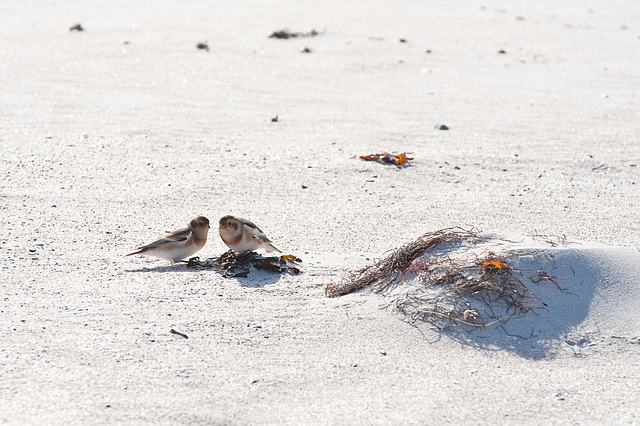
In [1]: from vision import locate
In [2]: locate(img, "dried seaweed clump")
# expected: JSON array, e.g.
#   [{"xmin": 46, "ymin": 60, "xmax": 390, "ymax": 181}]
[
  {"xmin": 390, "ymin": 252, "xmax": 538, "ymax": 330},
  {"xmin": 326, "ymin": 227, "xmax": 484, "ymax": 298},
  {"xmin": 188, "ymin": 251, "xmax": 301, "ymax": 278},
  {"xmin": 326, "ymin": 228, "xmax": 564, "ymax": 331}
]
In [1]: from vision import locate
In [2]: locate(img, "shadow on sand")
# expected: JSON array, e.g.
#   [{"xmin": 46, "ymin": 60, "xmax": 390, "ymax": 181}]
[
  {"xmin": 404, "ymin": 247, "xmax": 640, "ymax": 360},
  {"xmin": 125, "ymin": 258, "xmax": 292, "ymax": 288}
]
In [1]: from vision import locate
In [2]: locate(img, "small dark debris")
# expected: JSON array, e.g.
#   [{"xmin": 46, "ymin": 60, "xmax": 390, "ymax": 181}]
[
  {"xmin": 301, "ymin": 185, "xmax": 308, "ymax": 189},
  {"xmin": 437, "ymin": 124, "xmax": 449, "ymax": 130},
  {"xmin": 425, "ymin": 49, "xmax": 432, "ymax": 54},
  {"xmin": 269, "ymin": 28, "xmax": 322, "ymax": 39},
  {"xmin": 301, "ymin": 46, "xmax": 312, "ymax": 53},
  {"xmin": 123, "ymin": 41, "xmax": 130, "ymax": 45},
  {"xmin": 105, "ymin": 404, "xmax": 111, "ymax": 408},
  {"xmin": 399, "ymin": 38, "xmax": 407, "ymax": 43},
  {"xmin": 69, "ymin": 23, "xmax": 84, "ymax": 32},
  {"xmin": 498, "ymin": 49, "xmax": 507, "ymax": 54},
  {"xmin": 196, "ymin": 41, "xmax": 210, "ymax": 51},
  {"xmin": 380, "ymin": 351, "xmax": 387, "ymax": 356},
  {"xmin": 170, "ymin": 329, "xmax": 189, "ymax": 339},
  {"xmin": 271, "ymin": 115, "xmax": 278, "ymax": 122}
]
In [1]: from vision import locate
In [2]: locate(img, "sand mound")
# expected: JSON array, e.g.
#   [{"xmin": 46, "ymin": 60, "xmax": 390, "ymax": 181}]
[{"xmin": 328, "ymin": 229, "xmax": 640, "ymax": 356}]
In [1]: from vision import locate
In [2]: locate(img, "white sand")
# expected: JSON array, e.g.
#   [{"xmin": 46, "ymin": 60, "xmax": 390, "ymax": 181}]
[{"xmin": 2, "ymin": 0, "xmax": 640, "ymax": 423}]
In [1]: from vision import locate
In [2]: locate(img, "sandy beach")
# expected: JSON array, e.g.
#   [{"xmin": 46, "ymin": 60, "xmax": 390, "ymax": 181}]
[{"xmin": 2, "ymin": 0, "xmax": 640, "ymax": 424}]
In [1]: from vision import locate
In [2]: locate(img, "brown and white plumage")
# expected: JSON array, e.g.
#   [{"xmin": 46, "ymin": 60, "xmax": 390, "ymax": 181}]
[
  {"xmin": 218, "ymin": 215, "xmax": 281, "ymax": 253},
  {"xmin": 126, "ymin": 216, "xmax": 210, "ymax": 262}
]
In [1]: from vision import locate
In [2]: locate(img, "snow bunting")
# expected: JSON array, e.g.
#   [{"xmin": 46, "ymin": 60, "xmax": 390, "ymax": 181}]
[
  {"xmin": 126, "ymin": 216, "xmax": 210, "ymax": 262},
  {"xmin": 218, "ymin": 215, "xmax": 281, "ymax": 253}
]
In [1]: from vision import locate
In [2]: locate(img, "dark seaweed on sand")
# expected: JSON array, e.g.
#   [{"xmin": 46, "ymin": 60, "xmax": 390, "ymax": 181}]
[{"xmin": 188, "ymin": 251, "xmax": 301, "ymax": 278}]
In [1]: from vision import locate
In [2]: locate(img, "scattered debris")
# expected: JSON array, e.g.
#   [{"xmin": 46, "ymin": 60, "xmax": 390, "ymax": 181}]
[
  {"xmin": 196, "ymin": 41, "xmax": 210, "ymax": 51},
  {"xmin": 170, "ymin": 329, "xmax": 189, "ymax": 339},
  {"xmin": 271, "ymin": 115, "xmax": 279, "ymax": 122},
  {"xmin": 269, "ymin": 28, "xmax": 323, "ymax": 39},
  {"xmin": 69, "ymin": 23, "xmax": 84, "ymax": 32},
  {"xmin": 359, "ymin": 152, "xmax": 413, "ymax": 167},
  {"xmin": 399, "ymin": 38, "xmax": 408, "ymax": 43},
  {"xmin": 187, "ymin": 251, "xmax": 302, "ymax": 278},
  {"xmin": 300, "ymin": 46, "xmax": 312, "ymax": 53},
  {"xmin": 326, "ymin": 227, "xmax": 568, "ymax": 332},
  {"xmin": 436, "ymin": 124, "xmax": 449, "ymax": 130},
  {"xmin": 426, "ymin": 49, "xmax": 432, "ymax": 54},
  {"xmin": 498, "ymin": 49, "xmax": 507, "ymax": 54}
]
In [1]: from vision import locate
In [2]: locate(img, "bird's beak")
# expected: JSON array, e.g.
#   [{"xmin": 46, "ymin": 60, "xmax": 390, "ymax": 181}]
[{"xmin": 219, "ymin": 224, "xmax": 225, "ymax": 229}]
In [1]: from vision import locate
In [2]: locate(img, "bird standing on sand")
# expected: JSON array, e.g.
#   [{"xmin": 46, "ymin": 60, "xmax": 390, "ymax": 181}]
[
  {"xmin": 126, "ymin": 216, "xmax": 210, "ymax": 262},
  {"xmin": 218, "ymin": 215, "xmax": 281, "ymax": 253}
]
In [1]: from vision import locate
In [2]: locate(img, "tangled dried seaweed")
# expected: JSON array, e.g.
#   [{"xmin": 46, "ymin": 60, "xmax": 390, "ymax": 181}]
[
  {"xmin": 326, "ymin": 228, "xmax": 566, "ymax": 331},
  {"xmin": 326, "ymin": 227, "xmax": 482, "ymax": 297},
  {"xmin": 187, "ymin": 251, "xmax": 301, "ymax": 278}
]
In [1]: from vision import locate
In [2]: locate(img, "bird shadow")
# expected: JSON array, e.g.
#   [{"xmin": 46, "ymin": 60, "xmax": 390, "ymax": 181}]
[
  {"xmin": 124, "ymin": 262, "xmax": 194, "ymax": 273},
  {"xmin": 125, "ymin": 253, "xmax": 300, "ymax": 288},
  {"xmin": 225, "ymin": 269, "xmax": 284, "ymax": 288},
  {"xmin": 125, "ymin": 261, "xmax": 291, "ymax": 288}
]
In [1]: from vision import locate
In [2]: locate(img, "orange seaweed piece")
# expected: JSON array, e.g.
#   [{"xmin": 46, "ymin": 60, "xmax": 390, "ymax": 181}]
[
  {"xmin": 360, "ymin": 152, "xmax": 413, "ymax": 166},
  {"xmin": 483, "ymin": 260, "xmax": 508, "ymax": 270},
  {"xmin": 393, "ymin": 152, "xmax": 413, "ymax": 165}
]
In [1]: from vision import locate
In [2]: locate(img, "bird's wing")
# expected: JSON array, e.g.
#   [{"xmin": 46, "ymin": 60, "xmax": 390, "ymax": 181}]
[
  {"xmin": 242, "ymin": 220, "xmax": 272, "ymax": 243},
  {"xmin": 138, "ymin": 226, "xmax": 191, "ymax": 249}
]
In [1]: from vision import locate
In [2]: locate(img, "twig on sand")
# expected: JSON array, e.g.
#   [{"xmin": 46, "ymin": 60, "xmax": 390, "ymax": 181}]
[{"xmin": 170, "ymin": 329, "xmax": 188, "ymax": 339}]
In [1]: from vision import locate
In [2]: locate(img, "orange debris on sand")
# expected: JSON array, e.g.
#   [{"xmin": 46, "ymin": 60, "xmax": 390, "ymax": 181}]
[{"xmin": 360, "ymin": 152, "xmax": 413, "ymax": 166}]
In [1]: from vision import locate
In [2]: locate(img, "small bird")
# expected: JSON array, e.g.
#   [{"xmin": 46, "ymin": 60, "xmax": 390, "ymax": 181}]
[
  {"xmin": 218, "ymin": 215, "xmax": 281, "ymax": 253},
  {"xmin": 126, "ymin": 216, "xmax": 210, "ymax": 262}
]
